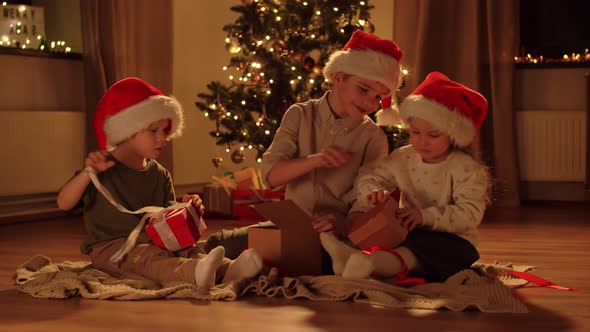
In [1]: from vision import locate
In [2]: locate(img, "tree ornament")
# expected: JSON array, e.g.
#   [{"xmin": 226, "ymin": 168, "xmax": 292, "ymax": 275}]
[
  {"xmin": 303, "ymin": 56, "xmax": 315, "ymax": 71},
  {"xmin": 212, "ymin": 157, "xmax": 223, "ymax": 168},
  {"xmin": 231, "ymin": 150, "xmax": 245, "ymax": 164},
  {"xmin": 343, "ymin": 24, "xmax": 356, "ymax": 36},
  {"xmin": 292, "ymin": 50, "xmax": 306, "ymax": 62}
]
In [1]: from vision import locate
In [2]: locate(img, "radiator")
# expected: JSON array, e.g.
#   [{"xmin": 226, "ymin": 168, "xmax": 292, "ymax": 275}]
[{"xmin": 517, "ymin": 111, "xmax": 587, "ymax": 181}]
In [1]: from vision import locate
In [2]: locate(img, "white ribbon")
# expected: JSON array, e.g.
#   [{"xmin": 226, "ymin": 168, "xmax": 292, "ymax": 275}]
[{"xmin": 84, "ymin": 167, "xmax": 198, "ymax": 264}]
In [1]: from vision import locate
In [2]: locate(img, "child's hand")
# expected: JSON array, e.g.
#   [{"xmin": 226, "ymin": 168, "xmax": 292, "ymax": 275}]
[
  {"xmin": 366, "ymin": 189, "xmax": 390, "ymax": 206},
  {"xmin": 396, "ymin": 207, "xmax": 423, "ymax": 231},
  {"xmin": 85, "ymin": 150, "xmax": 115, "ymax": 173},
  {"xmin": 309, "ymin": 146, "xmax": 352, "ymax": 169},
  {"xmin": 183, "ymin": 194, "xmax": 205, "ymax": 216},
  {"xmin": 311, "ymin": 214, "xmax": 337, "ymax": 235}
]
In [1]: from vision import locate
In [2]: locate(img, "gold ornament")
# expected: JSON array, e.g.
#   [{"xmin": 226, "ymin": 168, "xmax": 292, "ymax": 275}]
[
  {"xmin": 212, "ymin": 157, "xmax": 223, "ymax": 168},
  {"xmin": 231, "ymin": 150, "xmax": 245, "ymax": 164}
]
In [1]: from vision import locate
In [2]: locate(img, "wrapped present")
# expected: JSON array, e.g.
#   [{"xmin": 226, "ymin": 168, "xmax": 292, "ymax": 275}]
[
  {"xmin": 348, "ymin": 198, "xmax": 408, "ymax": 250},
  {"xmin": 232, "ymin": 189, "xmax": 285, "ymax": 220},
  {"xmin": 202, "ymin": 184, "xmax": 233, "ymax": 217},
  {"xmin": 145, "ymin": 201, "xmax": 207, "ymax": 251},
  {"xmin": 228, "ymin": 167, "xmax": 266, "ymax": 190}
]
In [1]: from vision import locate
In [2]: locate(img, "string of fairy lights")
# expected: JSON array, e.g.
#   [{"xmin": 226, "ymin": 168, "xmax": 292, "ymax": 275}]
[
  {"xmin": 514, "ymin": 49, "xmax": 590, "ymax": 64},
  {"xmin": 0, "ymin": 2, "xmax": 72, "ymax": 53}
]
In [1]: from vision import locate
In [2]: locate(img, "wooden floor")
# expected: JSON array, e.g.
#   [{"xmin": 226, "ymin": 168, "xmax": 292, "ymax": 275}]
[{"xmin": 0, "ymin": 203, "xmax": 589, "ymax": 332}]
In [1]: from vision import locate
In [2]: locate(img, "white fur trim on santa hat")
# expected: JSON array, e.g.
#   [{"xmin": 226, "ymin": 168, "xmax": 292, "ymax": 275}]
[
  {"xmin": 375, "ymin": 105, "xmax": 403, "ymax": 127},
  {"xmin": 103, "ymin": 95, "xmax": 184, "ymax": 147},
  {"xmin": 399, "ymin": 95, "xmax": 475, "ymax": 147},
  {"xmin": 323, "ymin": 49, "xmax": 401, "ymax": 94}
]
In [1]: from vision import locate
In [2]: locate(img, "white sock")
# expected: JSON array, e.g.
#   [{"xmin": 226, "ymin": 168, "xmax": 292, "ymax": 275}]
[
  {"xmin": 342, "ymin": 253, "xmax": 374, "ymax": 279},
  {"xmin": 320, "ymin": 232, "xmax": 361, "ymax": 276},
  {"xmin": 371, "ymin": 246, "xmax": 418, "ymax": 278},
  {"xmin": 222, "ymin": 248, "xmax": 263, "ymax": 283},
  {"xmin": 195, "ymin": 246, "xmax": 224, "ymax": 289}
]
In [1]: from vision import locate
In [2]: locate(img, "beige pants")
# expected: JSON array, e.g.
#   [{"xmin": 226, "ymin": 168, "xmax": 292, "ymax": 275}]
[{"xmin": 89, "ymin": 238, "xmax": 232, "ymax": 285}]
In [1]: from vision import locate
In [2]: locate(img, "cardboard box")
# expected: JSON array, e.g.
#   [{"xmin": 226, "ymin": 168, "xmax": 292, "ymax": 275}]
[
  {"xmin": 232, "ymin": 189, "xmax": 285, "ymax": 220},
  {"xmin": 348, "ymin": 198, "xmax": 408, "ymax": 250},
  {"xmin": 247, "ymin": 200, "xmax": 322, "ymax": 276}
]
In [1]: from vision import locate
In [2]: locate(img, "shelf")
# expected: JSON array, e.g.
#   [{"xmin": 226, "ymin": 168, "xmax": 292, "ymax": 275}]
[{"xmin": 0, "ymin": 46, "xmax": 82, "ymax": 60}]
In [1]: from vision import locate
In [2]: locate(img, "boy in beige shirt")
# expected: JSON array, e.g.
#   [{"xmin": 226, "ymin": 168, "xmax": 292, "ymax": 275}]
[{"xmin": 205, "ymin": 31, "xmax": 404, "ymax": 264}]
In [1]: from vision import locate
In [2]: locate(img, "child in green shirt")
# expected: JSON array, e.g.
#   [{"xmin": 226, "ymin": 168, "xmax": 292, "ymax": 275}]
[{"xmin": 58, "ymin": 77, "xmax": 262, "ymax": 288}]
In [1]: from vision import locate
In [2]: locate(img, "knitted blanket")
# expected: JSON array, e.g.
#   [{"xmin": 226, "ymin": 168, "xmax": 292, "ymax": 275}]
[{"xmin": 13, "ymin": 255, "xmax": 533, "ymax": 313}]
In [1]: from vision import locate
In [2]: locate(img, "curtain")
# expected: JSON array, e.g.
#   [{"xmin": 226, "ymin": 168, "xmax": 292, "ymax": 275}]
[
  {"xmin": 393, "ymin": 0, "xmax": 521, "ymax": 206},
  {"xmin": 80, "ymin": 0, "xmax": 174, "ymax": 172}
]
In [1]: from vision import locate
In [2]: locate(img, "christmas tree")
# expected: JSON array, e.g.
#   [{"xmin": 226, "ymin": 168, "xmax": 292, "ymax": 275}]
[{"xmin": 196, "ymin": 0, "xmax": 408, "ymax": 165}]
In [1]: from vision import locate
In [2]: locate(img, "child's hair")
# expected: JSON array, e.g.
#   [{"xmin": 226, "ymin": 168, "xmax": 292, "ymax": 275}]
[{"xmin": 93, "ymin": 77, "xmax": 184, "ymax": 150}]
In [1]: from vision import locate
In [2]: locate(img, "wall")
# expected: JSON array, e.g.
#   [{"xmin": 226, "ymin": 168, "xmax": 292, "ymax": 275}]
[
  {"xmin": 172, "ymin": 0, "xmax": 394, "ymax": 186},
  {"xmin": 32, "ymin": 0, "xmax": 83, "ymax": 53},
  {"xmin": 0, "ymin": 54, "xmax": 85, "ymax": 196}
]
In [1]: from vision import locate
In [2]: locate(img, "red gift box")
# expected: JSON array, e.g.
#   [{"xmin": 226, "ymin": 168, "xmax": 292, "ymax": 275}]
[
  {"xmin": 232, "ymin": 189, "xmax": 285, "ymax": 220},
  {"xmin": 145, "ymin": 201, "xmax": 207, "ymax": 251}
]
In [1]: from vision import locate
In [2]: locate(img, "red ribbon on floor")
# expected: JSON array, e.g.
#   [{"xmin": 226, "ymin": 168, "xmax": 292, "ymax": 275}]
[
  {"xmin": 489, "ymin": 270, "xmax": 578, "ymax": 291},
  {"xmin": 362, "ymin": 246, "xmax": 426, "ymax": 286}
]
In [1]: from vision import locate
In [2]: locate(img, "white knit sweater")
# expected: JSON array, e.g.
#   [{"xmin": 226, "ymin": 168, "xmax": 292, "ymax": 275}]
[{"xmin": 352, "ymin": 145, "xmax": 489, "ymax": 247}]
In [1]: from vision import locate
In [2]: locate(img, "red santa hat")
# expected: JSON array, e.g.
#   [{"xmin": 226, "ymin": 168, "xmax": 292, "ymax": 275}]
[
  {"xmin": 399, "ymin": 72, "xmax": 488, "ymax": 147},
  {"xmin": 323, "ymin": 30, "xmax": 403, "ymax": 95},
  {"xmin": 93, "ymin": 77, "xmax": 184, "ymax": 149}
]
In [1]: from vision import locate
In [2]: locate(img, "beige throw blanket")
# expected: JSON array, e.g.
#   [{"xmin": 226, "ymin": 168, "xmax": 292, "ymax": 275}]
[{"xmin": 13, "ymin": 255, "xmax": 533, "ymax": 313}]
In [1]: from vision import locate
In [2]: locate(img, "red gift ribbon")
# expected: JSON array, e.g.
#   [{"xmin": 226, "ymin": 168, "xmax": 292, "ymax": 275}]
[
  {"xmin": 489, "ymin": 270, "xmax": 578, "ymax": 291},
  {"xmin": 362, "ymin": 246, "xmax": 426, "ymax": 286}
]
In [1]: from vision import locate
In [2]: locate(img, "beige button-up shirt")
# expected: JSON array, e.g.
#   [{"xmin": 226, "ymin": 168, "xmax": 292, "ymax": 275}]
[{"xmin": 262, "ymin": 92, "xmax": 388, "ymax": 220}]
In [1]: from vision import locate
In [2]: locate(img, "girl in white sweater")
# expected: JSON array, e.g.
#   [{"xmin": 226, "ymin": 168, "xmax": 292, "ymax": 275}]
[{"xmin": 321, "ymin": 72, "xmax": 491, "ymax": 282}]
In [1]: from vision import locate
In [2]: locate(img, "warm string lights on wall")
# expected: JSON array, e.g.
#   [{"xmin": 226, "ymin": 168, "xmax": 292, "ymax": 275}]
[
  {"xmin": 196, "ymin": 0, "xmax": 376, "ymax": 167},
  {"xmin": 514, "ymin": 49, "xmax": 590, "ymax": 64},
  {"xmin": 0, "ymin": 2, "xmax": 72, "ymax": 53}
]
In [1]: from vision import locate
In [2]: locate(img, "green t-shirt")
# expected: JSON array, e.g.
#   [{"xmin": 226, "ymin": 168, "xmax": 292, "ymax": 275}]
[{"xmin": 79, "ymin": 158, "xmax": 176, "ymax": 254}]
